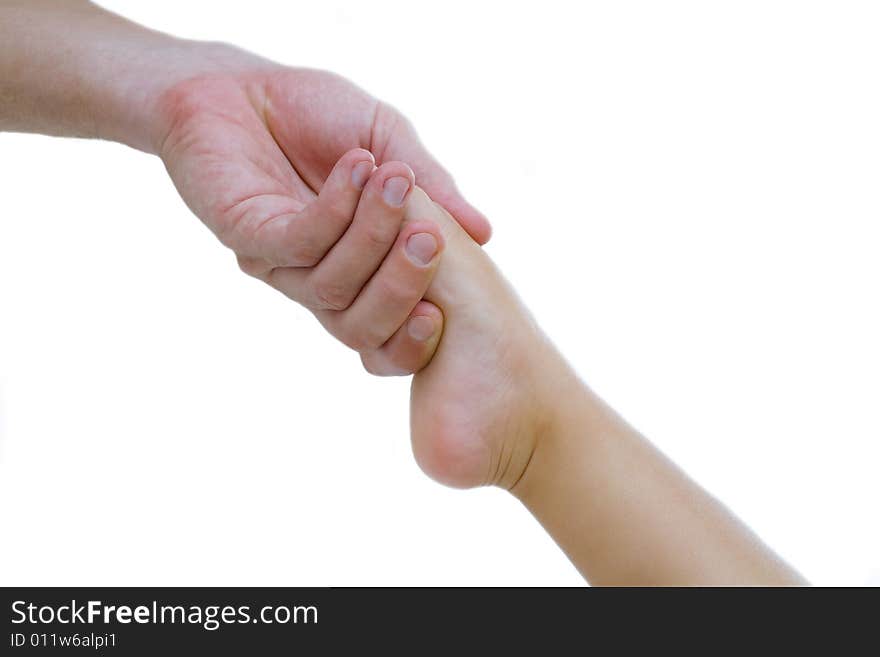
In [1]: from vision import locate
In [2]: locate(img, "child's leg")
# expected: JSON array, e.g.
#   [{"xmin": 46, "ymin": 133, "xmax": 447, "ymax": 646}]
[{"xmin": 402, "ymin": 188, "xmax": 805, "ymax": 585}]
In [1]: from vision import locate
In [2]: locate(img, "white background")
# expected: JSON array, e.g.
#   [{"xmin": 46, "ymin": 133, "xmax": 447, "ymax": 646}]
[{"xmin": 1, "ymin": 1, "xmax": 878, "ymax": 586}]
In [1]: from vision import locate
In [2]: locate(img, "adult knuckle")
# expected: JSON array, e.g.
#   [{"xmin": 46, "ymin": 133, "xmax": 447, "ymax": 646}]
[
  {"xmin": 236, "ymin": 255, "xmax": 265, "ymax": 278},
  {"xmin": 375, "ymin": 276, "xmax": 411, "ymax": 306},
  {"xmin": 342, "ymin": 322, "xmax": 385, "ymax": 352},
  {"xmin": 323, "ymin": 197, "xmax": 352, "ymax": 223},
  {"xmin": 288, "ymin": 239, "xmax": 323, "ymax": 267},
  {"xmin": 363, "ymin": 326, "xmax": 390, "ymax": 351},
  {"xmin": 362, "ymin": 221, "xmax": 397, "ymax": 249},
  {"xmin": 339, "ymin": 328, "xmax": 368, "ymax": 352},
  {"xmin": 312, "ymin": 279, "xmax": 352, "ymax": 311}
]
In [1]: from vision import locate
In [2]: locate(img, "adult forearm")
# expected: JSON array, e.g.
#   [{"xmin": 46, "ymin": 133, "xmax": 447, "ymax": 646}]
[
  {"xmin": 513, "ymin": 383, "xmax": 806, "ymax": 585},
  {"xmin": 0, "ymin": 1, "xmax": 252, "ymax": 153}
]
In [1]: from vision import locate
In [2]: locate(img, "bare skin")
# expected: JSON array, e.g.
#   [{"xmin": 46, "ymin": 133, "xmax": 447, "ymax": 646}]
[
  {"xmin": 2, "ymin": 0, "xmax": 808, "ymax": 585},
  {"xmin": 402, "ymin": 188, "xmax": 806, "ymax": 585},
  {"xmin": 0, "ymin": 0, "xmax": 487, "ymax": 374}
]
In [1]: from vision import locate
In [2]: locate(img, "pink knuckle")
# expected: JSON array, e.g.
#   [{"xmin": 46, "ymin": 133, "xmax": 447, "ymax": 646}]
[
  {"xmin": 341, "ymin": 331, "xmax": 368, "ymax": 352},
  {"xmin": 364, "ymin": 327, "xmax": 389, "ymax": 351},
  {"xmin": 312, "ymin": 281, "xmax": 353, "ymax": 311},
  {"xmin": 345, "ymin": 325, "xmax": 385, "ymax": 352},
  {"xmin": 375, "ymin": 277, "xmax": 411, "ymax": 305},
  {"xmin": 236, "ymin": 255, "xmax": 264, "ymax": 278},
  {"xmin": 288, "ymin": 240, "xmax": 323, "ymax": 267},
  {"xmin": 323, "ymin": 197, "xmax": 354, "ymax": 222},
  {"xmin": 363, "ymin": 222, "xmax": 397, "ymax": 249}
]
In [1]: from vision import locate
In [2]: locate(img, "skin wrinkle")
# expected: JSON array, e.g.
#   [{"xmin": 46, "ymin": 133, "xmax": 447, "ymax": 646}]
[
  {"xmin": 227, "ymin": 194, "xmax": 295, "ymax": 257},
  {"xmin": 369, "ymin": 101, "xmax": 401, "ymax": 168},
  {"xmin": 366, "ymin": 97, "xmax": 384, "ymax": 156},
  {"xmin": 507, "ymin": 439, "xmax": 536, "ymax": 493},
  {"xmin": 262, "ymin": 78, "xmax": 317, "ymax": 200},
  {"xmin": 490, "ymin": 436, "xmax": 505, "ymax": 488}
]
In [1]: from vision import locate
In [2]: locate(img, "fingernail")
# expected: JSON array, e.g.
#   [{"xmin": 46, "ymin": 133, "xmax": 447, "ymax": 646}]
[
  {"xmin": 405, "ymin": 232, "xmax": 438, "ymax": 266},
  {"xmin": 407, "ymin": 315, "xmax": 435, "ymax": 342},
  {"xmin": 383, "ymin": 176, "xmax": 411, "ymax": 206},
  {"xmin": 351, "ymin": 160, "xmax": 374, "ymax": 189}
]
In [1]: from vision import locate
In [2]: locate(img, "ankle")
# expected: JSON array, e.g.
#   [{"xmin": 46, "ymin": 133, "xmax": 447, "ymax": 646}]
[
  {"xmin": 494, "ymin": 335, "xmax": 579, "ymax": 492},
  {"xmin": 507, "ymin": 354, "xmax": 588, "ymax": 499}
]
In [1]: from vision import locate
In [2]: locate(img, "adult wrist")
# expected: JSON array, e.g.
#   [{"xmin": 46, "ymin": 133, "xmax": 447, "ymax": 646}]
[
  {"xmin": 100, "ymin": 38, "xmax": 254, "ymax": 154},
  {"xmin": 0, "ymin": 1, "xmax": 192, "ymax": 154}
]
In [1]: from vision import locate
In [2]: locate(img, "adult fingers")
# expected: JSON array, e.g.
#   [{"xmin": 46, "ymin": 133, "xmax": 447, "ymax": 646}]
[
  {"xmin": 360, "ymin": 301, "xmax": 444, "ymax": 376},
  {"xmin": 317, "ymin": 220, "xmax": 444, "ymax": 351},
  {"xmin": 262, "ymin": 161, "xmax": 417, "ymax": 310},
  {"xmin": 304, "ymin": 161, "xmax": 414, "ymax": 310},
  {"xmin": 250, "ymin": 148, "xmax": 376, "ymax": 267}
]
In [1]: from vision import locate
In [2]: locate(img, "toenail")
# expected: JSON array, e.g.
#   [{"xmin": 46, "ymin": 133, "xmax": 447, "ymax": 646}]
[
  {"xmin": 405, "ymin": 232, "xmax": 438, "ymax": 266},
  {"xmin": 407, "ymin": 315, "xmax": 435, "ymax": 341},
  {"xmin": 351, "ymin": 160, "xmax": 374, "ymax": 189},
  {"xmin": 383, "ymin": 176, "xmax": 411, "ymax": 206}
]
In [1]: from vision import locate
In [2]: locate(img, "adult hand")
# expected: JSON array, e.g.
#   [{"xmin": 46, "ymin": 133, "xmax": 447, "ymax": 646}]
[
  {"xmin": 2, "ymin": 2, "xmax": 489, "ymax": 374},
  {"xmin": 154, "ymin": 48, "xmax": 490, "ymax": 373}
]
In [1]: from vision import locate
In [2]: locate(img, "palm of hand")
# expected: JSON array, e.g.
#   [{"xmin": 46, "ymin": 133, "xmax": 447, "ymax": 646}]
[{"xmin": 158, "ymin": 68, "xmax": 370, "ymax": 261}]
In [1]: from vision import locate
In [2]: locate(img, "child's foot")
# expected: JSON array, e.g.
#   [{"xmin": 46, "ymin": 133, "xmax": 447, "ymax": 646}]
[{"xmin": 404, "ymin": 189, "xmax": 576, "ymax": 489}]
